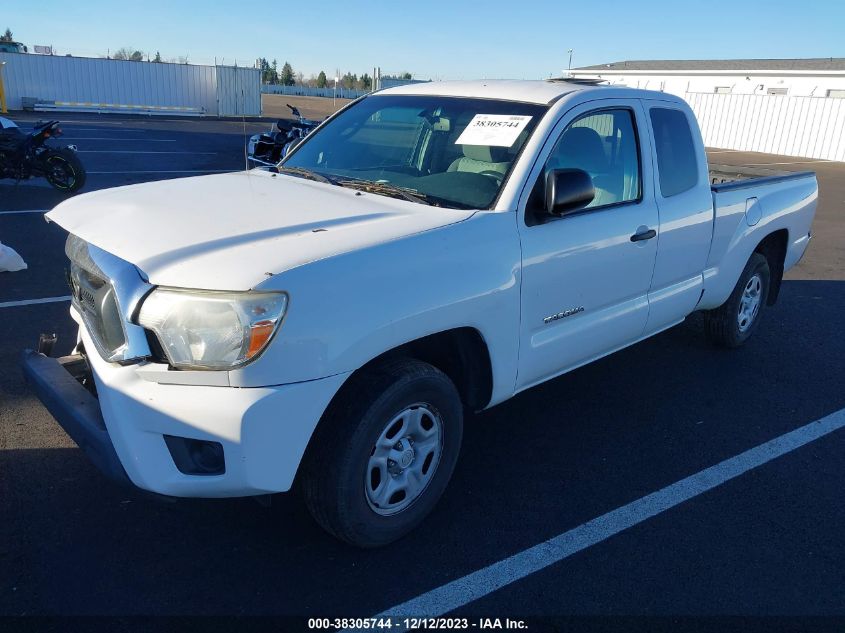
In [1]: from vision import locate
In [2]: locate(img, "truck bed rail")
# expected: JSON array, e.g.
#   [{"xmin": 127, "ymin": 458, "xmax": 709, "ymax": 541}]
[{"xmin": 710, "ymin": 169, "xmax": 815, "ymax": 193}]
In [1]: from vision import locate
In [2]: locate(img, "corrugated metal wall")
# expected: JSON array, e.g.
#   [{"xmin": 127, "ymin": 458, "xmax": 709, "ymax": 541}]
[
  {"xmin": 0, "ymin": 53, "xmax": 260, "ymax": 116},
  {"xmin": 216, "ymin": 65, "xmax": 261, "ymax": 116},
  {"xmin": 685, "ymin": 92, "xmax": 845, "ymax": 161}
]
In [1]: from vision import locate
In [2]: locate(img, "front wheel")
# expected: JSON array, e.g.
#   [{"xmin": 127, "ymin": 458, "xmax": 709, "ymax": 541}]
[
  {"xmin": 704, "ymin": 252, "xmax": 770, "ymax": 348},
  {"xmin": 301, "ymin": 358, "xmax": 463, "ymax": 548},
  {"xmin": 44, "ymin": 149, "xmax": 86, "ymax": 193}
]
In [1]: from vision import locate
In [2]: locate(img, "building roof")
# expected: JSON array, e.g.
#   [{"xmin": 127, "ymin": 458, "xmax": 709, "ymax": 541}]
[{"xmin": 573, "ymin": 58, "xmax": 845, "ymax": 72}]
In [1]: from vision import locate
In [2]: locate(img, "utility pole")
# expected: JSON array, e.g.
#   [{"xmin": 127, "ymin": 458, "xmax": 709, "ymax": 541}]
[
  {"xmin": 0, "ymin": 61, "xmax": 7, "ymax": 114},
  {"xmin": 567, "ymin": 49, "xmax": 574, "ymax": 76}
]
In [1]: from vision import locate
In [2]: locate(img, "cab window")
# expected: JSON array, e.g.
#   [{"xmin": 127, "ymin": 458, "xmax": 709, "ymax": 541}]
[{"xmin": 545, "ymin": 108, "xmax": 642, "ymax": 209}]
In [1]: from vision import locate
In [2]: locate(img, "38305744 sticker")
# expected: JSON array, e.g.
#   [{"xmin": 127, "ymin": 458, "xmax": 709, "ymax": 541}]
[{"xmin": 454, "ymin": 114, "xmax": 533, "ymax": 147}]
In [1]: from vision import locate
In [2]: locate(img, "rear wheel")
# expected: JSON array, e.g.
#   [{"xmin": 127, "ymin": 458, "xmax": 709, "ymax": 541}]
[
  {"xmin": 704, "ymin": 252, "xmax": 770, "ymax": 348},
  {"xmin": 301, "ymin": 358, "xmax": 463, "ymax": 548},
  {"xmin": 44, "ymin": 149, "xmax": 86, "ymax": 193}
]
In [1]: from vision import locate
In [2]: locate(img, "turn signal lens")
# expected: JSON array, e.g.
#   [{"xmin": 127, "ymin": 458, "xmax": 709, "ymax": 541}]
[{"xmin": 246, "ymin": 319, "xmax": 277, "ymax": 359}]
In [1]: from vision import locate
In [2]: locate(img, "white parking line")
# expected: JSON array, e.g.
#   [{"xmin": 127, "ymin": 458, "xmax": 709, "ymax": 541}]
[
  {"xmin": 0, "ymin": 296, "xmax": 71, "ymax": 309},
  {"xmin": 88, "ymin": 169, "xmax": 237, "ymax": 174},
  {"xmin": 358, "ymin": 408, "xmax": 845, "ymax": 628},
  {"xmin": 77, "ymin": 150, "xmax": 218, "ymax": 155},
  {"xmin": 0, "ymin": 209, "xmax": 47, "ymax": 215},
  {"xmin": 742, "ymin": 160, "xmax": 829, "ymax": 166},
  {"xmin": 61, "ymin": 137, "xmax": 177, "ymax": 142},
  {"xmin": 16, "ymin": 121, "xmax": 126, "ymax": 126}
]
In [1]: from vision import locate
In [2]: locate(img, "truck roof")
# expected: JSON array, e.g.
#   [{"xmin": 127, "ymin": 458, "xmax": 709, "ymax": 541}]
[{"xmin": 378, "ymin": 79, "xmax": 679, "ymax": 105}]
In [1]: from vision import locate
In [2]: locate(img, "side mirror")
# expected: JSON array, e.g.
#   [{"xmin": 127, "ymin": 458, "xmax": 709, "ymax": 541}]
[{"xmin": 545, "ymin": 168, "xmax": 595, "ymax": 216}]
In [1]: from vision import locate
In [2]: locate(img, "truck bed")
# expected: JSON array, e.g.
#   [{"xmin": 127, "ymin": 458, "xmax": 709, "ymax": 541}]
[{"xmin": 698, "ymin": 165, "xmax": 817, "ymax": 311}]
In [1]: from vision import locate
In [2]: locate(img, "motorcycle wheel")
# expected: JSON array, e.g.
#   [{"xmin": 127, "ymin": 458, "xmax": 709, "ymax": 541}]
[{"xmin": 44, "ymin": 149, "xmax": 86, "ymax": 193}]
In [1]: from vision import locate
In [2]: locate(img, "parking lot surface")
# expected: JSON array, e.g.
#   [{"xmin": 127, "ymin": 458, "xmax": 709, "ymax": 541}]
[{"xmin": 1, "ymin": 114, "xmax": 843, "ymax": 628}]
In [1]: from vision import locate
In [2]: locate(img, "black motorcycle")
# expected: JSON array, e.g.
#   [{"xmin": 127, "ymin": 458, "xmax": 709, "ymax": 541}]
[
  {"xmin": 0, "ymin": 117, "xmax": 86, "ymax": 192},
  {"xmin": 247, "ymin": 104, "xmax": 321, "ymax": 167}
]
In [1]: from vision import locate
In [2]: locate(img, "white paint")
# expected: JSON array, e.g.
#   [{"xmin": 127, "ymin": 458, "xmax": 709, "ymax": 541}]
[
  {"xmin": 77, "ymin": 150, "xmax": 218, "ymax": 155},
  {"xmin": 46, "ymin": 169, "xmax": 476, "ymax": 290},
  {"xmin": 742, "ymin": 160, "xmax": 830, "ymax": 166},
  {"xmin": 87, "ymin": 169, "xmax": 236, "ymax": 174},
  {"xmin": 0, "ymin": 209, "xmax": 47, "ymax": 215},
  {"xmin": 381, "ymin": 79, "xmax": 579, "ymax": 104},
  {"xmin": 73, "ymin": 311, "xmax": 352, "ymax": 496},
  {"xmin": 61, "ymin": 137, "xmax": 177, "ymax": 142},
  {"xmin": 0, "ymin": 296, "xmax": 71, "ymax": 309},
  {"xmin": 359, "ymin": 408, "xmax": 845, "ymax": 626}
]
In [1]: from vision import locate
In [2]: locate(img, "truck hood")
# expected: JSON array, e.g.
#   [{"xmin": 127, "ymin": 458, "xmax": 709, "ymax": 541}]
[{"xmin": 47, "ymin": 170, "xmax": 475, "ymax": 289}]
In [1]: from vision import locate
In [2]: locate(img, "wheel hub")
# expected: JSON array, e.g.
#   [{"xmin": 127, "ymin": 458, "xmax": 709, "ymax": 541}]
[
  {"xmin": 365, "ymin": 404, "xmax": 444, "ymax": 516},
  {"xmin": 737, "ymin": 273, "xmax": 762, "ymax": 333},
  {"xmin": 388, "ymin": 438, "xmax": 416, "ymax": 474}
]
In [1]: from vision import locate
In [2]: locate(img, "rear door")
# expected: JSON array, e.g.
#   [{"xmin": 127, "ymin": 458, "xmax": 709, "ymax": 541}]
[
  {"xmin": 515, "ymin": 99, "xmax": 659, "ymax": 391},
  {"xmin": 641, "ymin": 102, "xmax": 714, "ymax": 334}
]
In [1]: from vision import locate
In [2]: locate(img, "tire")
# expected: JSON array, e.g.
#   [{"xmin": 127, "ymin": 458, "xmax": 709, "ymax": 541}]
[
  {"xmin": 704, "ymin": 252, "xmax": 770, "ymax": 348},
  {"xmin": 301, "ymin": 358, "xmax": 463, "ymax": 548},
  {"xmin": 44, "ymin": 149, "xmax": 86, "ymax": 193}
]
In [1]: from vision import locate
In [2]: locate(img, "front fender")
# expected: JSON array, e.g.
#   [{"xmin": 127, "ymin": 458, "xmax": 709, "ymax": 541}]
[{"xmin": 232, "ymin": 211, "xmax": 521, "ymax": 407}]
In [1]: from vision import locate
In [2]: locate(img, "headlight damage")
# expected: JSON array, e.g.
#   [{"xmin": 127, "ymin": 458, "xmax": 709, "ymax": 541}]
[{"xmin": 137, "ymin": 289, "xmax": 288, "ymax": 370}]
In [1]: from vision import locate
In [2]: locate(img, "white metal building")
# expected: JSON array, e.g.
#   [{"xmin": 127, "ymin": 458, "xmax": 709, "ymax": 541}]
[
  {"xmin": 568, "ymin": 59, "xmax": 845, "ymax": 161},
  {"xmin": 569, "ymin": 58, "xmax": 845, "ymax": 98},
  {"xmin": 0, "ymin": 52, "xmax": 261, "ymax": 117}
]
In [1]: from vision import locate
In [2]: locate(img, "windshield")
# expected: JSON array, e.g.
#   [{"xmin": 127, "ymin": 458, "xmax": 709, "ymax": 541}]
[{"xmin": 281, "ymin": 95, "xmax": 548, "ymax": 209}]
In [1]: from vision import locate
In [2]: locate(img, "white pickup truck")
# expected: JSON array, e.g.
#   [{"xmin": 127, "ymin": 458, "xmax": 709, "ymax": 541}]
[{"xmin": 23, "ymin": 80, "xmax": 817, "ymax": 547}]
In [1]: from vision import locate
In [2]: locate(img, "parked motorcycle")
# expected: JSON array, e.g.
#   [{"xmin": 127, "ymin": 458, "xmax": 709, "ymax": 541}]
[
  {"xmin": 247, "ymin": 103, "xmax": 321, "ymax": 167},
  {"xmin": 0, "ymin": 117, "xmax": 86, "ymax": 192}
]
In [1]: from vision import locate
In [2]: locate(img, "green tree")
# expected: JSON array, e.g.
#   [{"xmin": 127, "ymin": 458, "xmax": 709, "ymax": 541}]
[
  {"xmin": 0, "ymin": 28, "xmax": 13, "ymax": 42},
  {"xmin": 341, "ymin": 72, "xmax": 357, "ymax": 90},
  {"xmin": 360, "ymin": 73, "xmax": 372, "ymax": 90},
  {"xmin": 259, "ymin": 57, "xmax": 276, "ymax": 84},
  {"xmin": 271, "ymin": 59, "xmax": 279, "ymax": 84},
  {"xmin": 316, "ymin": 70, "xmax": 327, "ymax": 88},
  {"xmin": 280, "ymin": 61, "xmax": 295, "ymax": 86},
  {"xmin": 152, "ymin": 50, "xmax": 162, "ymax": 63},
  {"xmin": 401, "ymin": 72, "xmax": 412, "ymax": 80}
]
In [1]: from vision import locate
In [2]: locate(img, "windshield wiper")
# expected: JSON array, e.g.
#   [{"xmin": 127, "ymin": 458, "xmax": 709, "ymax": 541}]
[
  {"xmin": 274, "ymin": 166, "xmax": 333, "ymax": 184},
  {"xmin": 335, "ymin": 179, "xmax": 436, "ymax": 206}
]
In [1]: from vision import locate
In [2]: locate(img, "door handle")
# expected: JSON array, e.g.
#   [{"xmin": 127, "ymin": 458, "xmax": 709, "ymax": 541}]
[{"xmin": 630, "ymin": 228, "xmax": 657, "ymax": 242}]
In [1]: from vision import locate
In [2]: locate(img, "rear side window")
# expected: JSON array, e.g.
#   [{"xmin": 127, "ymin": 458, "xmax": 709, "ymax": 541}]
[{"xmin": 649, "ymin": 108, "xmax": 698, "ymax": 197}]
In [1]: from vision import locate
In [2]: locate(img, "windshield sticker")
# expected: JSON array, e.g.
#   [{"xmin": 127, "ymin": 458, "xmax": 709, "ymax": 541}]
[{"xmin": 454, "ymin": 114, "xmax": 533, "ymax": 147}]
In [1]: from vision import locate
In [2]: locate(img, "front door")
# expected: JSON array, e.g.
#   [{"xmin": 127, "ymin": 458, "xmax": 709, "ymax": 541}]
[{"xmin": 516, "ymin": 100, "xmax": 659, "ymax": 391}]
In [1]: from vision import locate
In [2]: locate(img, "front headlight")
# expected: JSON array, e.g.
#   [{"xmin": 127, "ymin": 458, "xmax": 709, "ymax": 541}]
[{"xmin": 137, "ymin": 288, "xmax": 288, "ymax": 370}]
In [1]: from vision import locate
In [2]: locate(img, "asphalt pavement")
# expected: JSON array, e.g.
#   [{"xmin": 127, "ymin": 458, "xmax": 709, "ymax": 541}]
[{"xmin": 0, "ymin": 114, "xmax": 843, "ymax": 630}]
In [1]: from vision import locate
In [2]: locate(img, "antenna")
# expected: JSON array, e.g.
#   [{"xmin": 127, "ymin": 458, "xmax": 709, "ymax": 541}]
[{"xmin": 242, "ymin": 85, "xmax": 249, "ymax": 172}]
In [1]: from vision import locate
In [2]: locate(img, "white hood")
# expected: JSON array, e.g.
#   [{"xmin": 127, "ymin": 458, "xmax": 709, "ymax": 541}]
[{"xmin": 47, "ymin": 170, "xmax": 475, "ymax": 290}]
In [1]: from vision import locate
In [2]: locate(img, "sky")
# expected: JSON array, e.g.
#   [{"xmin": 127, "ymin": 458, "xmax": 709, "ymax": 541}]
[{"xmin": 5, "ymin": 0, "xmax": 844, "ymax": 79}]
